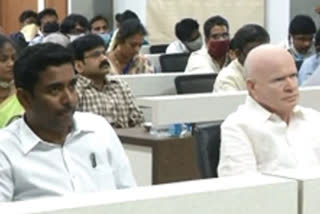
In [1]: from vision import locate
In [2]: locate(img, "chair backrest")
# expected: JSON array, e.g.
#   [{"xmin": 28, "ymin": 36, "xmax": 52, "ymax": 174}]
[
  {"xmin": 193, "ymin": 121, "xmax": 222, "ymax": 178},
  {"xmin": 160, "ymin": 53, "xmax": 190, "ymax": 73},
  {"xmin": 174, "ymin": 73, "xmax": 217, "ymax": 94},
  {"xmin": 150, "ymin": 44, "xmax": 169, "ymax": 54}
]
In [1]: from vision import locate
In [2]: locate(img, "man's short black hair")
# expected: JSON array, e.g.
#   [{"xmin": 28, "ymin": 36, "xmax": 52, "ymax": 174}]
[
  {"xmin": 203, "ymin": 15, "xmax": 229, "ymax": 40},
  {"xmin": 19, "ymin": 10, "xmax": 37, "ymax": 23},
  {"xmin": 175, "ymin": 18, "xmax": 199, "ymax": 42},
  {"xmin": 233, "ymin": 24, "xmax": 270, "ymax": 52},
  {"xmin": 69, "ymin": 34, "xmax": 105, "ymax": 60},
  {"xmin": 60, "ymin": 14, "xmax": 89, "ymax": 34},
  {"xmin": 289, "ymin": 15, "xmax": 316, "ymax": 35},
  {"xmin": 89, "ymin": 15, "xmax": 109, "ymax": 30},
  {"xmin": 14, "ymin": 43, "xmax": 74, "ymax": 94},
  {"xmin": 37, "ymin": 8, "xmax": 58, "ymax": 25},
  {"xmin": 116, "ymin": 19, "xmax": 147, "ymax": 44}
]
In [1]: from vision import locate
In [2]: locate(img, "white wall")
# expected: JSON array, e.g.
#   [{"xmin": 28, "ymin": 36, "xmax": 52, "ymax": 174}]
[
  {"xmin": 38, "ymin": 0, "xmax": 292, "ymax": 44},
  {"xmin": 265, "ymin": 0, "xmax": 291, "ymax": 44},
  {"xmin": 113, "ymin": 0, "xmax": 290, "ymax": 44},
  {"xmin": 113, "ymin": 0, "xmax": 146, "ymax": 26}
]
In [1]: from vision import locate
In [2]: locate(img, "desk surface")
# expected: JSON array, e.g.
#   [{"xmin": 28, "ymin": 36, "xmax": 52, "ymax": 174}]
[
  {"xmin": 116, "ymin": 127, "xmax": 201, "ymax": 184},
  {"xmin": 116, "ymin": 127, "xmax": 189, "ymax": 146}
]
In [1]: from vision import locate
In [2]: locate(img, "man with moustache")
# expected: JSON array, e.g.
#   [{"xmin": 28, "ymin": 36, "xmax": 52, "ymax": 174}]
[
  {"xmin": 218, "ymin": 44, "xmax": 320, "ymax": 177},
  {"xmin": 0, "ymin": 43, "xmax": 136, "ymax": 202},
  {"xmin": 70, "ymin": 34, "xmax": 144, "ymax": 128}
]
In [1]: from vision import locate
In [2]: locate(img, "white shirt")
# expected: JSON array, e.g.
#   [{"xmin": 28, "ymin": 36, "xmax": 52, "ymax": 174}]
[
  {"xmin": 214, "ymin": 59, "xmax": 247, "ymax": 92},
  {"xmin": 0, "ymin": 112, "xmax": 136, "ymax": 202},
  {"xmin": 166, "ymin": 40, "xmax": 189, "ymax": 54},
  {"xmin": 218, "ymin": 96, "xmax": 320, "ymax": 177},
  {"xmin": 184, "ymin": 46, "xmax": 223, "ymax": 73}
]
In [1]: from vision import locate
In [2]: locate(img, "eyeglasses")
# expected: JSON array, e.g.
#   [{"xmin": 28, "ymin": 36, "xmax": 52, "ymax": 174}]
[
  {"xmin": 84, "ymin": 50, "xmax": 107, "ymax": 59},
  {"xmin": 210, "ymin": 32, "xmax": 230, "ymax": 40}
]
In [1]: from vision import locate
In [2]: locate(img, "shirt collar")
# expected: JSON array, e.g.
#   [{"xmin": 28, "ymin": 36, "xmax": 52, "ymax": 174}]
[
  {"xmin": 19, "ymin": 112, "xmax": 95, "ymax": 154},
  {"xmin": 245, "ymin": 96, "xmax": 304, "ymax": 123},
  {"xmin": 77, "ymin": 74, "xmax": 113, "ymax": 89}
]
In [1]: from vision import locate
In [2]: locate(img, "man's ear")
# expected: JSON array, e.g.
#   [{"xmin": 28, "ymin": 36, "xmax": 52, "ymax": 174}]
[
  {"xmin": 74, "ymin": 60, "xmax": 85, "ymax": 74},
  {"xmin": 246, "ymin": 79, "xmax": 256, "ymax": 98},
  {"xmin": 16, "ymin": 88, "xmax": 32, "ymax": 111}
]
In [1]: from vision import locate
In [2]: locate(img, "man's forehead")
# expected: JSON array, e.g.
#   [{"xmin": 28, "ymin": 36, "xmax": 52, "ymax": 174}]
[
  {"xmin": 38, "ymin": 64, "xmax": 75, "ymax": 83},
  {"xmin": 210, "ymin": 25, "xmax": 228, "ymax": 33},
  {"xmin": 0, "ymin": 44, "xmax": 16, "ymax": 56},
  {"xmin": 93, "ymin": 19, "xmax": 107, "ymax": 26}
]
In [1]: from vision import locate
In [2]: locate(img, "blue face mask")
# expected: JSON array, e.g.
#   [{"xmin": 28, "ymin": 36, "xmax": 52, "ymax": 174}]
[{"xmin": 98, "ymin": 33, "xmax": 111, "ymax": 45}]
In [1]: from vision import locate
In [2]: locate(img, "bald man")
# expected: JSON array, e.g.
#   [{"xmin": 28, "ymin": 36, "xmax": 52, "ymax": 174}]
[{"xmin": 218, "ymin": 44, "xmax": 320, "ymax": 177}]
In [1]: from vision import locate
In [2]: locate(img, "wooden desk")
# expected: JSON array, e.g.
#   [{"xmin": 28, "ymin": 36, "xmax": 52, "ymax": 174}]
[{"xmin": 116, "ymin": 128, "xmax": 200, "ymax": 185}]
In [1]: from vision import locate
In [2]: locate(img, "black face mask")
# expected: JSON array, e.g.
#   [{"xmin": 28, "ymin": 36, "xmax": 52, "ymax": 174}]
[{"xmin": 43, "ymin": 22, "xmax": 59, "ymax": 34}]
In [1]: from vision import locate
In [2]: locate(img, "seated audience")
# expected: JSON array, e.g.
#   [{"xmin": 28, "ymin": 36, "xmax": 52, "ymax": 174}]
[
  {"xmin": 90, "ymin": 15, "xmax": 111, "ymax": 47},
  {"xmin": 218, "ymin": 44, "xmax": 320, "ymax": 176},
  {"xmin": 106, "ymin": 19, "xmax": 154, "ymax": 74},
  {"xmin": 280, "ymin": 15, "xmax": 316, "ymax": 70},
  {"xmin": 29, "ymin": 8, "xmax": 59, "ymax": 46},
  {"xmin": 10, "ymin": 10, "xmax": 38, "ymax": 51},
  {"xmin": 166, "ymin": 18, "xmax": 202, "ymax": 54},
  {"xmin": 185, "ymin": 15, "xmax": 230, "ymax": 73},
  {"xmin": 298, "ymin": 28, "xmax": 320, "ymax": 85},
  {"xmin": 0, "ymin": 43, "xmax": 136, "ymax": 202},
  {"xmin": 60, "ymin": 14, "xmax": 89, "ymax": 42},
  {"xmin": 0, "ymin": 35, "xmax": 24, "ymax": 128},
  {"xmin": 108, "ymin": 10, "xmax": 148, "ymax": 52},
  {"xmin": 42, "ymin": 32, "xmax": 70, "ymax": 47},
  {"xmin": 214, "ymin": 24, "xmax": 270, "ymax": 92},
  {"xmin": 71, "ymin": 34, "xmax": 144, "ymax": 128}
]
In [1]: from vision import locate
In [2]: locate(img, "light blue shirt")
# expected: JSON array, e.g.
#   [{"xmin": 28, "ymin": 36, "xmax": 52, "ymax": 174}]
[
  {"xmin": 0, "ymin": 112, "xmax": 136, "ymax": 202},
  {"xmin": 298, "ymin": 54, "xmax": 320, "ymax": 85}
]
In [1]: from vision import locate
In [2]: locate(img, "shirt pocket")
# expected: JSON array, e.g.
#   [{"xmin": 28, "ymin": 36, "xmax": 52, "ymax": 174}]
[{"xmin": 91, "ymin": 163, "xmax": 116, "ymax": 190}]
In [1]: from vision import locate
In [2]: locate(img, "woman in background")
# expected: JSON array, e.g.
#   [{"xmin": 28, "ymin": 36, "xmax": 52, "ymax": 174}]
[
  {"xmin": 107, "ymin": 19, "xmax": 154, "ymax": 74},
  {"xmin": 0, "ymin": 35, "xmax": 24, "ymax": 128}
]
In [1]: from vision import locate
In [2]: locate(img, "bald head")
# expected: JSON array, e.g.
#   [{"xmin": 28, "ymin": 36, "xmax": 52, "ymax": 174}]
[
  {"xmin": 244, "ymin": 44, "xmax": 299, "ymax": 123},
  {"xmin": 245, "ymin": 44, "xmax": 296, "ymax": 81}
]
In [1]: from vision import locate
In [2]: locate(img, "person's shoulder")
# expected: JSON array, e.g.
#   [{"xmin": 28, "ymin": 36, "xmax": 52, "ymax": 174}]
[
  {"xmin": 215, "ymin": 61, "xmax": 243, "ymax": 84},
  {"xmin": 166, "ymin": 40, "xmax": 187, "ymax": 54},
  {"xmin": 189, "ymin": 47, "xmax": 206, "ymax": 57},
  {"xmin": 0, "ymin": 119, "xmax": 23, "ymax": 150},
  {"xmin": 299, "ymin": 106, "xmax": 320, "ymax": 120},
  {"xmin": 222, "ymin": 103, "xmax": 248, "ymax": 127}
]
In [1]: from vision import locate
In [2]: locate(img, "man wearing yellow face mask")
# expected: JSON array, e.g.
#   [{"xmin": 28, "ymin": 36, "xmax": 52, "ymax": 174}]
[{"xmin": 185, "ymin": 15, "xmax": 230, "ymax": 73}]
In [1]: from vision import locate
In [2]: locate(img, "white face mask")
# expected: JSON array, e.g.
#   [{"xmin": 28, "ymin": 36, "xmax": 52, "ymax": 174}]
[
  {"xmin": 98, "ymin": 32, "xmax": 111, "ymax": 45},
  {"xmin": 68, "ymin": 33, "xmax": 86, "ymax": 42},
  {"xmin": 184, "ymin": 35, "xmax": 203, "ymax": 51},
  {"xmin": 289, "ymin": 37, "xmax": 314, "ymax": 60}
]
